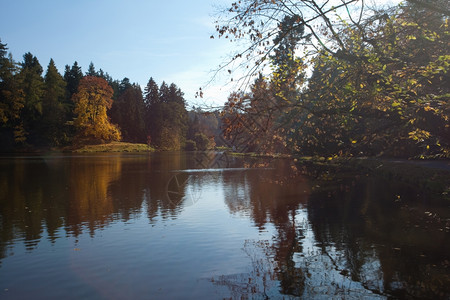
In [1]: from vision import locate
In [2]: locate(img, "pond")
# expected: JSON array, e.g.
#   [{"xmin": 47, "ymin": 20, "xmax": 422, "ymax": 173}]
[{"xmin": 0, "ymin": 152, "xmax": 449, "ymax": 299}]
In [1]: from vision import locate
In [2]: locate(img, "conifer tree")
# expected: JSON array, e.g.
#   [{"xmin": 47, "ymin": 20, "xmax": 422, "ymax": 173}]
[
  {"xmin": 64, "ymin": 61, "xmax": 83, "ymax": 100},
  {"xmin": 42, "ymin": 59, "xmax": 67, "ymax": 145},
  {"xmin": 110, "ymin": 84, "xmax": 145, "ymax": 142},
  {"xmin": 0, "ymin": 40, "xmax": 25, "ymax": 148},
  {"xmin": 143, "ymin": 77, "xmax": 160, "ymax": 144},
  {"xmin": 19, "ymin": 52, "xmax": 44, "ymax": 145},
  {"xmin": 86, "ymin": 62, "xmax": 97, "ymax": 76}
]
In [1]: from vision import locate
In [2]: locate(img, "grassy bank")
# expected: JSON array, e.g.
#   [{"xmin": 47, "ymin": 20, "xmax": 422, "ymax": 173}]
[{"xmin": 70, "ymin": 142, "xmax": 154, "ymax": 153}]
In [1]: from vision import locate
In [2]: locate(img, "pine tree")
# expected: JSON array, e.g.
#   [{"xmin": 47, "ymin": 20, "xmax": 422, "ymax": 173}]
[
  {"xmin": 168, "ymin": 83, "xmax": 185, "ymax": 105},
  {"xmin": 64, "ymin": 61, "xmax": 83, "ymax": 100},
  {"xmin": 159, "ymin": 81, "xmax": 170, "ymax": 103},
  {"xmin": 144, "ymin": 77, "xmax": 159, "ymax": 107},
  {"xmin": 143, "ymin": 77, "xmax": 159, "ymax": 144},
  {"xmin": 148, "ymin": 81, "xmax": 188, "ymax": 149},
  {"xmin": 19, "ymin": 52, "xmax": 44, "ymax": 145},
  {"xmin": 119, "ymin": 78, "xmax": 131, "ymax": 94},
  {"xmin": 86, "ymin": 62, "xmax": 97, "ymax": 76},
  {"xmin": 41, "ymin": 59, "xmax": 67, "ymax": 145},
  {"xmin": 0, "ymin": 40, "xmax": 25, "ymax": 149},
  {"xmin": 110, "ymin": 84, "xmax": 146, "ymax": 142}
]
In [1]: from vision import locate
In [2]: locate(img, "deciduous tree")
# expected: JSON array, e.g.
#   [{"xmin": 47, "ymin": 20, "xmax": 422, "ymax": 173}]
[
  {"xmin": 218, "ymin": 1, "xmax": 450, "ymax": 158},
  {"xmin": 72, "ymin": 76, "xmax": 121, "ymax": 143}
]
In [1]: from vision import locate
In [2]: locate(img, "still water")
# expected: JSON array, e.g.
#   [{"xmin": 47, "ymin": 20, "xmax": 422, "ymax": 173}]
[{"xmin": 0, "ymin": 152, "xmax": 448, "ymax": 299}]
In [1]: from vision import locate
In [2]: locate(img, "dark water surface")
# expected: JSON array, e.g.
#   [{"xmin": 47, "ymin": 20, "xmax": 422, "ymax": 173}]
[{"xmin": 0, "ymin": 152, "xmax": 448, "ymax": 299}]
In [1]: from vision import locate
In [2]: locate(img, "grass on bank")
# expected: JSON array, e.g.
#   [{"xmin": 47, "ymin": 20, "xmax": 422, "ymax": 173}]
[{"xmin": 71, "ymin": 142, "xmax": 154, "ymax": 153}]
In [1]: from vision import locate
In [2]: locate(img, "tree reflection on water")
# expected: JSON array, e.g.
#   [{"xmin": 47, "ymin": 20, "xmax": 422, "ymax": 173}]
[
  {"xmin": 214, "ymin": 157, "xmax": 449, "ymax": 299},
  {"xmin": 0, "ymin": 153, "xmax": 448, "ymax": 298},
  {"xmin": 306, "ymin": 174, "xmax": 450, "ymax": 299}
]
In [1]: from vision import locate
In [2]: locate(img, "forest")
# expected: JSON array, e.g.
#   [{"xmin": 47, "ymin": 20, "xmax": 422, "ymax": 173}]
[
  {"xmin": 1, "ymin": 0, "xmax": 449, "ymax": 158},
  {"xmin": 0, "ymin": 42, "xmax": 221, "ymax": 151}
]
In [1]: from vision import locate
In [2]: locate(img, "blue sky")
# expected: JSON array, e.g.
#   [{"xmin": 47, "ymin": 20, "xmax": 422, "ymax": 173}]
[
  {"xmin": 0, "ymin": 0, "xmax": 234, "ymax": 106},
  {"xmin": 1, "ymin": 0, "xmax": 402, "ymax": 107}
]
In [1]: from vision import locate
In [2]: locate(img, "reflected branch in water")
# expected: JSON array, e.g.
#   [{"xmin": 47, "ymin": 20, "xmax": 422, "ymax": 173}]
[
  {"xmin": 211, "ymin": 239, "xmax": 278, "ymax": 299},
  {"xmin": 306, "ymin": 171, "xmax": 450, "ymax": 299}
]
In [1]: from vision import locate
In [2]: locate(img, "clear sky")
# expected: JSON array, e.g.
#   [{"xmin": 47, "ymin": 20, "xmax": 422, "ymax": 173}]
[
  {"xmin": 0, "ymin": 0, "xmax": 402, "ymax": 108},
  {"xmin": 0, "ymin": 0, "xmax": 234, "ymax": 107}
]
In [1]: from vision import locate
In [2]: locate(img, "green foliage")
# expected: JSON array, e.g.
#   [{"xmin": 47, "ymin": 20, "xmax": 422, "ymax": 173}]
[
  {"xmin": 86, "ymin": 62, "xmax": 96, "ymax": 76},
  {"xmin": 144, "ymin": 79, "xmax": 188, "ymax": 150},
  {"xmin": 64, "ymin": 61, "xmax": 83, "ymax": 100},
  {"xmin": 0, "ymin": 40, "xmax": 25, "ymax": 149},
  {"xmin": 41, "ymin": 59, "xmax": 68, "ymax": 146},
  {"xmin": 19, "ymin": 52, "xmax": 44, "ymax": 145},
  {"xmin": 0, "ymin": 41, "xmax": 24, "ymax": 126},
  {"xmin": 288, "ymin": 4, "xmax": 450, "ymax": 157},
  {"xmin": 110, "ymin": 84, "xmax": 146, "ymax": 143},
  {"xmin": 0, "ymin": 38, "xmax": 191, "ymax": 151},
  {"xmin": 220, "ymin": 1, "xmax": 450, "ymax": 158}
]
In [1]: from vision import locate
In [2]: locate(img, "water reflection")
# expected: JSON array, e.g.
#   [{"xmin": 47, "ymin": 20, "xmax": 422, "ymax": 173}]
[
  {"xmin": 0, "ymin": 152, "xmax": 448, "ymax": 299},
  {"xmin": 0, "ymin": 152, "xmax": 236, "ymax": 256},
  {"xmin": 306, "ymin": 175, "xmax": 450, "ymax": 298},
  {"xmin": 217, "ymin": 160, "xmax": 311, "ymax": 297},
  {"xmin": 211, "ymin": 157, "xmax": 449, "ymax": 299}
]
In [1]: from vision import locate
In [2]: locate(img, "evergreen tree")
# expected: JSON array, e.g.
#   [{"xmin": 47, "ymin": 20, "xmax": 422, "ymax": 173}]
[
  {"xmin": 143, "ymin": 77, "xmax": 160, "ymax": 144},
  {"xmin": 98, "ymin": 68, "xmax": 105, "ymax": 79},
  {"xmin": 41, "ymin": 59, "xmax": 67, "ymax": 146},
  {"xmin": 168, "ymin": 83, "xmax": 185, "ymax": 105},
  {"xmin": 110, "ymin": 84, "xmax": 146, "ymax": 142},
  {"xmin": 86, "ymin": 62, "xmax": 97, "ymax": 76},
  {"xmin": 64, "ymin": 61, "xmax": 83, "ymax": 100},
  {"xmin": 144, "ymin": 77, "xmax": 159, "ymax": 107},
  {"xmin": 63, "ymin": 61, "xmax": 83, "ymax": 128},
  {"xmin": 119, "ymin": 77, "xmax": 131, "ymax": 94},
  {"xmin": 19, "ymin": 52, "xmax": 44, "ymax": 145},
  {"xmin": 159, "ymin": 81, "xmax": 170, "ymax": 103},
  {"xmin": 158, "ymin": 82, "xmax": 188, "ymax": 149},
  {"xmin": 0, "ymin": 40, "xmax": 25, "ymax": 149},
  {"xmin": 143, "ymin": 78, "xmax": 188, "ymax": 149}
]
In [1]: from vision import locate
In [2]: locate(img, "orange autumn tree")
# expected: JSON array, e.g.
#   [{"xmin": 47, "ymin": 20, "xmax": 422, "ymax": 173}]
[{"xmin": 72, "ymin": 76, "xmax": 121, "ymax": 143}]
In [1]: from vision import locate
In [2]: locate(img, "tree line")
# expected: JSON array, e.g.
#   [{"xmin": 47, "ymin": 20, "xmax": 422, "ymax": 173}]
[
  {"xmin": 0, "ymin": 42, "xmax": 214, "ymax": 151},
  {"xmin": 3, "ymin": 1, "xmax": 447, "ymax": 157},
  {"xmin": 217, "ymin": 0, "xmax": 449, "ymax": 158}
]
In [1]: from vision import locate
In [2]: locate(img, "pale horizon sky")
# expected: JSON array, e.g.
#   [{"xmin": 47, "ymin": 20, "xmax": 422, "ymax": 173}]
[{"xmin": 1, "ymin": 0, "xmax": 235, "ymax": 107}]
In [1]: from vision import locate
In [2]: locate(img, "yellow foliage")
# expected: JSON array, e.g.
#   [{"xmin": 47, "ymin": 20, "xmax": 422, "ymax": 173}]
[{"xmin": 72, "ymin": 76, "xmax": 122, "ymax": 143}]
